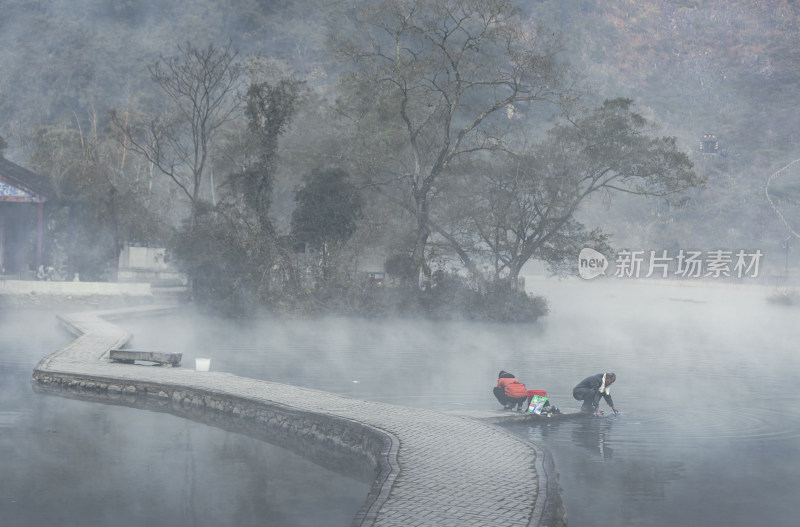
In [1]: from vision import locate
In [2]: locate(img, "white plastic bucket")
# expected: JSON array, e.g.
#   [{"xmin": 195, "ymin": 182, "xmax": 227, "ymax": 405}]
[{"xmin": 195, "ymin": 358, "xmax": 211, "ymax": 371}]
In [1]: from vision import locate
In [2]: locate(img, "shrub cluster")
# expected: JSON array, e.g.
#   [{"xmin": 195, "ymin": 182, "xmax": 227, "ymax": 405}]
[{"xmin": 259, "ymin": 272, "xmax": 549, "ymax": 323}]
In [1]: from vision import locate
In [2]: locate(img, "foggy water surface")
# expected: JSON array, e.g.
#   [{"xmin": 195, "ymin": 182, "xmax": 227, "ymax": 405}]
[
  {"xmin": 0, "ymin": 310, "xmax": 370, "ymax": 527},
  {"xmin": 122, "ymin": 278, "xmax": 800, "ymax": 527}
]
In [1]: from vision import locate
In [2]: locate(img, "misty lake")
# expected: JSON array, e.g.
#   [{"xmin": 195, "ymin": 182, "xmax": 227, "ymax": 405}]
[
  {"xmin": 123, "ymin": 277, "xmax": 800, "ymax": 527},
  {"xmin": 4, "ymin": 277, "xmax": 800, "ymax": 526},
  {"xmin": 0, "ymin": 311, "xmax": 370, "ymax": 527}
]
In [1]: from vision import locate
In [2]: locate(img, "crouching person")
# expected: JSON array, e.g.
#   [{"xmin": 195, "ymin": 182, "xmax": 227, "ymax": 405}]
[
  {"xmin": 573, "ymin": 372, "xmax": 619, "ymax": 415},
  {"xmin": 493, "ymin": 370, "xmax": 528, "ymax": 411}
]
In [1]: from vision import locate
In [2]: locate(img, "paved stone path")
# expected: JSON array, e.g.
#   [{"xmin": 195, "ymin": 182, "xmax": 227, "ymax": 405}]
[{"xmin": 32, "ymin": 305, "xmax": 563, "ymax": 527}]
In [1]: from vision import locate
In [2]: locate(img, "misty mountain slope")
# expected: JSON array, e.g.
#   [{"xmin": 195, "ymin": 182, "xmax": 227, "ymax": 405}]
[
  {"xmin": 0, "ymin": 0, "xmax": 797, "ymax": 267},
  {"xmin": 0, "ymin": 0, "xmax": 340, "ymax": 157},
  {"xmin": 522, "ymin": 0, "xmax": 800, "ymax": 257}
]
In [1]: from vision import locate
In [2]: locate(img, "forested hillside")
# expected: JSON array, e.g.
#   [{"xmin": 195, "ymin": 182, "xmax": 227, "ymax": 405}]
[
  {"xmin": 524, "ymin": 0, "xmax": 800, "ymax": 261},
  {"xmin": 1, "ymin": 0, "xmax": 797, "ymax": 301},
  {"xmin": 0, "ymin": 0, "xmax": 336, "ymax": 152}
]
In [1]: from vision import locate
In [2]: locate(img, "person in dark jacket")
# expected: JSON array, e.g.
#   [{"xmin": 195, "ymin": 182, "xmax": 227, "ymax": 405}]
[
  {"xmin": 573, "ymin": 372, "xmax": 619, "ymax": 415},
  {"xmin": 493, "ymin": 370, "xmax": 529, "ymax": 411}
]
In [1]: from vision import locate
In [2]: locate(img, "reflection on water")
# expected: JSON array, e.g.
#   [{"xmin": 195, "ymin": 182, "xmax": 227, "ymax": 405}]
[
  {"xmin": 569, "ymin": 418, "xmax": 615, "ymax": 459},
  {"xmin": 0, "ymin": 310, "xmax": 369, "ymax": 527},
  {"xmin": 514, "ymin": 280, "xmax": 800, "ymax": 527},
  {"xmin": 122, "ymin": 278, "xmax": 800, "ymax": 527}
]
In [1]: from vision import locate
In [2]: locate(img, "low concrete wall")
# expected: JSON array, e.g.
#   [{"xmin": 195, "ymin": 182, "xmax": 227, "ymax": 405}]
[
  {"xmin": 29, "ymin": 304, "xmax": 562, "ymax": 527},
  {"xmin": 117, "ymin": 245, "xmax": 187, "ymax": 285},
  {"xmin": 119, "ymin": 246, "xmax": 172, "ymax": 271},
  {"xmin": 0, "ymin": 280, "xmax": 153, "ymax": 308},
  {"xmin": 32, "ymin": 356, "xmax": 397, "ymax": 527},
  {"xmin": 1, "ymin": 279, "xmax": 151, "ymax": 295},
  {"xmin": 31, "ymin": 370, "xmax": 393, "ymax": 484}
]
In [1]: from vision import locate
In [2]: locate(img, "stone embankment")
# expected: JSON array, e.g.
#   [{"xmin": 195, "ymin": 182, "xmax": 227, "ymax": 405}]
[{"xmin": 32, "ymin": 304, "xmax": 566, "ymax": 527}]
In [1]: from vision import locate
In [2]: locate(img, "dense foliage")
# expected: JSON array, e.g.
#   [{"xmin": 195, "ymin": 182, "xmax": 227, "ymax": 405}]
[{"xmin": 2, "ymin": 0, "xmax": 796, "ymax": 318}]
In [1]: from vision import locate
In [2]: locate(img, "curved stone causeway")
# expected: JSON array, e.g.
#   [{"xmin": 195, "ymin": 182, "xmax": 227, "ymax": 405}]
[{"xmin": 31, "ymin": 305, "xmax": 565, "ymax": 527}]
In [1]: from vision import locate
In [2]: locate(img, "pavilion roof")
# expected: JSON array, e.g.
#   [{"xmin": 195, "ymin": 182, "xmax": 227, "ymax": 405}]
[{"xmin": 0, "ymin": 156, "xmax": 51, "ymax": 203}]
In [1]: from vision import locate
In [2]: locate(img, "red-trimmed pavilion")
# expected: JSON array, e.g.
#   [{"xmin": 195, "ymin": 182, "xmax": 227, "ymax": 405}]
[{"xmin": 0, "ymin": 157, "xmax": 50, "ymax": 277}]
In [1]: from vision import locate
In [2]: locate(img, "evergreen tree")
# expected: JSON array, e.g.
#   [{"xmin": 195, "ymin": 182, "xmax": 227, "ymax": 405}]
[{"xmin": 291, "ymin": 167, "xmax": 364, "ymax": 281}]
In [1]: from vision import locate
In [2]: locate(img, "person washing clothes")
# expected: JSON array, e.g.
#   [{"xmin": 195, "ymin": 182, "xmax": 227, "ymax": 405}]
[
  {"xmin": 493, "ymin": 370, "xmax": 528, "ymax": 411},
  {"xmin": 573, "ymin": 372, "xmax": 619, "ymax": 415}
]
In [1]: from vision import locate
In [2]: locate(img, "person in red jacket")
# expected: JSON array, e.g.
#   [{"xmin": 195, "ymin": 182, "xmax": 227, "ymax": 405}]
[{"xmin": 493, "ymin": 370, "xmax": 528, "ymax": 411}]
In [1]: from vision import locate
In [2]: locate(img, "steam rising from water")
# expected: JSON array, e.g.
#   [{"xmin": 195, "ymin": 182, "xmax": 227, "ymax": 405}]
[
  {"xmin": 122, "ymin": 277, "xmax": 800, "ymax": 527},
  {"xmin": 4, "ymin": 277, "xmax": 798, "ymax": 527},
  {"xmin": 0, "ymin": 308, "xmax": 369, "ymax": 527}
]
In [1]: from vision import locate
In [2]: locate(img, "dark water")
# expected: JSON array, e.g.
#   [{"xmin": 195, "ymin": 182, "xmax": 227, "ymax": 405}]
[
  {"xmin": 509, "ymin": 281, "xmax": 800, "ymax": 527},
  {"xmin": 121, "ymin": 278, "xmax": 800, "ymax": 527},
  {"xmin": 0, "ymin": 310, "xmax": 370, "ymax": 527}
]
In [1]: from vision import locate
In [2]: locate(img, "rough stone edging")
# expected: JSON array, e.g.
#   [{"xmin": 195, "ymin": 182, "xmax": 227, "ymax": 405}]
[
  {"xmin": 31, "ymin": 305, "xmax": 566, "ymax": 527},
  {"xmin": 31, "ymin": 306, "xmax": 401, "ymax": 527}
]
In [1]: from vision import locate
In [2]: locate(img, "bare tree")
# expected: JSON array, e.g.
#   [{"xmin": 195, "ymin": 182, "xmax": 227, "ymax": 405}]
[
  {"xmin": 113, "ymin": 41, "xmax": 242, "ymax": 228},
  {"xmin": 441, "ymin": 99, "xmax": 702, "ymax": 282},
  {"xmin": 333, "ymin": 0, "xmax": 570, "ymax": 285},
  {"xmin": 30, "ymin": 97, "xmax": 170, "ymax": 281}
]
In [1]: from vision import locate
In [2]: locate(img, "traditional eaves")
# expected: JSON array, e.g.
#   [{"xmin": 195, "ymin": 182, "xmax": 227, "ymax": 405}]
[{"xmin": 0, "ymin": 156, "xmax": 52, "ymax": 201}]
